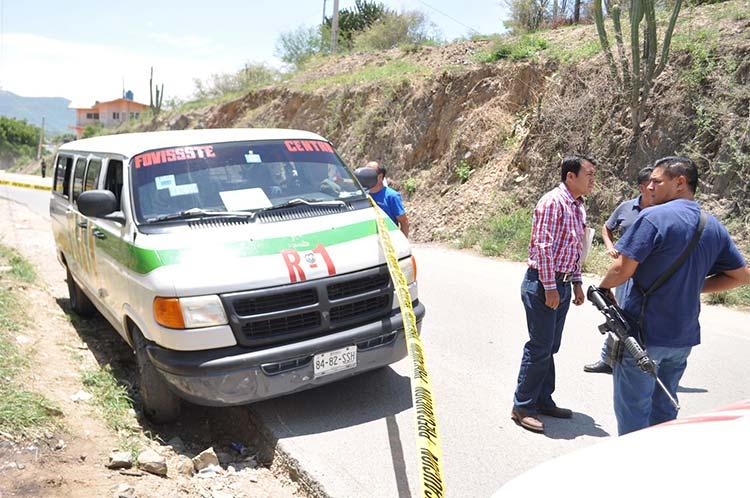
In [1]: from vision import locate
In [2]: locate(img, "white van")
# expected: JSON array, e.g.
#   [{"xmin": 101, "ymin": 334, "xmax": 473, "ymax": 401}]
[{"xmin": 50, "ymin": 128, "xmax": 424, "ymax": 422}]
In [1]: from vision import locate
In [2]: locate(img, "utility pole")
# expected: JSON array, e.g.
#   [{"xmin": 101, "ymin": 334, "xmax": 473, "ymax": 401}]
[
  {"xmin": 322, "ymin": 0, "xmax": 327, "ymax": 25},
  {"xmin": 36, "ymin": 116, "xmax": 45, "ymax": 160},
  {"xmin": 331, "ymin": 0, "xmax": 339, "ymax": 55}
]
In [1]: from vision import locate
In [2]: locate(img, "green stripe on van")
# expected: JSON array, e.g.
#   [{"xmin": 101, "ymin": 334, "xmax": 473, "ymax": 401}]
[{"xmin": 96, "ymin": 218, "xmax": 397, "ymax": 274}]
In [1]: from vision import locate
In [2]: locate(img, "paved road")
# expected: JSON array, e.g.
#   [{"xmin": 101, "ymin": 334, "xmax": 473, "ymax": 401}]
[{"xmin": 3, "ymin": 181, "xmax": 750, "ymax": 497}]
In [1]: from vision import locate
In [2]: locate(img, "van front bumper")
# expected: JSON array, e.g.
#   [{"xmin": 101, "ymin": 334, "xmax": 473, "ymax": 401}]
[{"xmin": 145, "ymin": 302, "xmax": 425, "ymax": 406}]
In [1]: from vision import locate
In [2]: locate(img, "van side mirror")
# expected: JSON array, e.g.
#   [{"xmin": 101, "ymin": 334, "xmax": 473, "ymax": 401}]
[
  {"xmin": 78, "ymin": 190, "xmax": 117, "ymax": 219},
  {"xmin": 354, "ymin": 167, "xmax": 378, "ymax": 190}
]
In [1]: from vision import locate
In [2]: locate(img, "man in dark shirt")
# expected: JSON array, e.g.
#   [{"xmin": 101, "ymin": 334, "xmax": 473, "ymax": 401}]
[
  {"xmin": 599, "ymin": 156, "xmax": 750, "ymax": 435},
  {"xmin": 584, "ymin": 166, "xmax": 653, "ymax": 374}
]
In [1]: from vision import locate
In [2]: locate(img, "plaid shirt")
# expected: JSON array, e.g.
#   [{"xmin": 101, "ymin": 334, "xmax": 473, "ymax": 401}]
[{"xmin": 528, "ymin": 183, "xmax": 587, "ymax": 290}]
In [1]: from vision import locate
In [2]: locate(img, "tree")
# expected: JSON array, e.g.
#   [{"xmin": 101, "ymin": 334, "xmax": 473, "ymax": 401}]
[
  {"xmin": 275, "ymin": 26, "xmax": 325, "ymax": 68},
  {"xmin": 0, "ymin": 116, "xmax": 38, "ymax": 167},
  {"xmin": 324, "ymin": 0, "xmax": 387, "ymax": 50},
  {"xmin": 593, "ymin": 0, "xmax": 682, "ymax": 133}
]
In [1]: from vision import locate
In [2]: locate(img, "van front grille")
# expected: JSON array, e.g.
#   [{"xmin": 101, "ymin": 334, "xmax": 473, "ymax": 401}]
[{"xmin": 220, "ymin": 265, "xmax": 393, "ymax": 348}]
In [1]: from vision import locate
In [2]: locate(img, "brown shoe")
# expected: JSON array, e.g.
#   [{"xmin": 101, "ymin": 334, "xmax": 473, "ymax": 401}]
[
  {"xmin": 538, "ymin": 405, "xmax": 573, "ymax": 419},
  {"xmin": 511, "ymin": 408, "xmax": 544, "ymax": 433}
]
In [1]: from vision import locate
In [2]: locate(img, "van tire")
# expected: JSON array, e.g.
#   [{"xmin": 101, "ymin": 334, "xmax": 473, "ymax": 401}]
[
  {"xmin": 66, "ymin": 268, "xmax": 96, "ymax": 317},
  {"xmin": 131, "ymin": 326, "xmax": 181, "ymax": 424}
]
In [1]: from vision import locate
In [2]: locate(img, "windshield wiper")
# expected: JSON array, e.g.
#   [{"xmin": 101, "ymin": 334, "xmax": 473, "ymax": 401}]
[
  {"xmin": 146, "ymin": 208, "xmax": 256, "ymax": 223},
  {"xmin": 257, "ymin": 198, "xmax": 347, "ymax": 213}
]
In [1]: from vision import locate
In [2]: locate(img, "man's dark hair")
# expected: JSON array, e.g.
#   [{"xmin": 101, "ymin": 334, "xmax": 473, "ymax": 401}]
[
  {"xmin": 653, "ymin": 156, "xmax": 698, "ymax": 193},
  {"xmin": 637, "ymin": 165, "xmax": 654, "ymax": 185},
  {"xmin": 560, "ymin": 155, "xmax": 596, "ymax": 183},
  {"xmin": 377, "ymin": 165, "xmax": 386, "ymax": 177}
]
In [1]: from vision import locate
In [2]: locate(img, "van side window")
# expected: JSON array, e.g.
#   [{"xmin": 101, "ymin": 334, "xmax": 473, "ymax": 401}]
[
  {"xmin": 84, "ymin": 159, "xmax": 102, "ymax": 191},
  {"xmin": 72, "ymin": 158, "xmax": 87, "ymax": 203},
  {"xmin": 103, "ymin": 160, "xmax": 124, "ymax": 210},
  {"xmin": 54, "ymin": 155, "xmax": 74, "ymax": 197}
]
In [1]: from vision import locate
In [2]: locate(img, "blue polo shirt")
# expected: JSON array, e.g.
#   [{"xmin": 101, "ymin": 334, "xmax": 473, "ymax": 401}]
[
  {"xmin": 606, "ymin": 196, "xmax": 644, "ymax": 236},
  {"xmin": 370, "ymin": 186, "xmax": 406, "ymax": 225},
  {"xmin": 616, "ymin": 199, "xmax": 745, "ymax": 347}
]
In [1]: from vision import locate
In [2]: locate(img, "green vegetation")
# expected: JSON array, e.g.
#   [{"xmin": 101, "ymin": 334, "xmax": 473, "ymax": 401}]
[
  {"xmin": 0, "ymin": 245, "xmax": 60, "ymax": 439},
  {"xmin": 81, "ymin": 366, "xmax": 136, "ymax": 435},
  {"xmin": 193, "ymin": 63, "xmax": 282, "ymax": 100},
  {"xmin": 706, "ymin": 285, "xmax": 750, "ymax": 308},
  {"xmin": 545, "ymin": 39, "xmax": 601, "ymax": 64},
  {"xmin": 353, "ymin": 11, "xmax": 440, "ymax": 51},
  {"xmin": 296, "ymin": 60, "xmax": 431, "ymax": 91},
  {"xmin": 82, "ymin": 122, "xmax": 105, "ymax": 139},
  {"xmin": 404, "ymin": 177, "xmax": 417, "ymax": 197},
  {"xmin": 0, "ymin": 116, "xmax": 39, "ymax": 168},
  {"xmin": 455, "ymin": 159, "xmax": 474, "ymax": 183},
  {"xmin": 0, "ymin": 245, "xmax": 37, "ymax": 283},
  {"xmin": 479, "ymin": 34, "xmax": 548, "ymax": 62},
  {"xmin": 460, "ymin": 203, "xmax": 532, "ymax": 260}
]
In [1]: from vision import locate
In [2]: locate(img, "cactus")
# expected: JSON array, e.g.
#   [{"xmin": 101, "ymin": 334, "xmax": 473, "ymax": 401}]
[
  {"xmin": 149, "ymin": 67, "xmax": 165, "ymax": 114},
  {"xmin": 593, "ymin": 0, "xmax": 683, "ymax": 133}
]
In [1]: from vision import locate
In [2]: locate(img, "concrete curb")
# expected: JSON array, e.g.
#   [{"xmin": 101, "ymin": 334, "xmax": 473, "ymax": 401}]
[{"xmin": 247, "ymin": 408, "xmax": 332, "ymax": 498}]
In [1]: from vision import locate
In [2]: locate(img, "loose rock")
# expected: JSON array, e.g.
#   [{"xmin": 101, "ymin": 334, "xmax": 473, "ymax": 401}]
[
  {"xmin": 113, "ymin": 483, "xmax": 135, "ymax": 498},
  {"xmin": 192, "ymin": 447, "xmax": 219, "ymax": 471},
  {"xmin": 107, "ymin": 451, "xmax": 133, "ymax": 470},
  {"xmin": 174, "ymin": 455, "xmax": 195, "ymax": 477},
  {"xmin": 137, "ymin": 449, "xmax": 167, "ymax": 477}
]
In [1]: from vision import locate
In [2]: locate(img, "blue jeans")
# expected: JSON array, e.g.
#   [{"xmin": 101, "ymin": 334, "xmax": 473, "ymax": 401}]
[
  {"xmin": 613, "ymin": 345, "xmax": 692, "ymax": 435},
  {"xmin": 513, "ymin": 269, "xmax": 572, "ymax": 413}
]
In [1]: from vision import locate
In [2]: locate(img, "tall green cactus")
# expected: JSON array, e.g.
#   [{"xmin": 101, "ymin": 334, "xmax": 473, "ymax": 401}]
[
  {"xmin": 593, "ymin": 0, "xmax": 682, "ymax": 133},
  {"xmin": 149, "ymin": 67, "xmax": 165, "ymax": 114}
]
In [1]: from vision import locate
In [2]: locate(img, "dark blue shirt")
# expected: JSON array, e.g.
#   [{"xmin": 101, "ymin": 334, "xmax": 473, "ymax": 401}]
[
  {"xmin": 616, "ymin": 199, "xmax": 745, "ymax": 348},
  {"xmin": 370, "ymin": 186, "xmax": 406, "ymax": 225},
  {"xmin": 606, "ymin": 196, "xmax": 644, "ymax": 236}
]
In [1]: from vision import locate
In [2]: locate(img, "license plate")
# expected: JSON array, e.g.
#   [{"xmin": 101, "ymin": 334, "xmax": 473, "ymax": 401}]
[{"xmin": 313, "ymin": 346, "xmax": 357, "ymax": 378}]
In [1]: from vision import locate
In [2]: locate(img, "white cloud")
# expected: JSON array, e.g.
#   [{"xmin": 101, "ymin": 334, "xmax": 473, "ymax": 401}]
[{"xmin": 0, "ymin": 33, "xmax": 240, "ymax": 105}]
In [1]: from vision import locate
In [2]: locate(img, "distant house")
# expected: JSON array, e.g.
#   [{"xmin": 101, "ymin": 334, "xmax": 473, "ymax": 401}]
[{"xmin": 72, "ymin": 91, "xmax": 149, "ymax": 138}]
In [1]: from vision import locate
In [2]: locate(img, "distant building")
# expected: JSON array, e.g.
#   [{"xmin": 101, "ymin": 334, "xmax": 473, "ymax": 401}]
[{"xmin": 71, "ymin": 91, "xmax": 149, "ymax": 138}]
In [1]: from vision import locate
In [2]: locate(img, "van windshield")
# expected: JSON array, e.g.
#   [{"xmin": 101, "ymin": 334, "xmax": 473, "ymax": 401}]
[{"xmin": 130, "ymin": 139, "xmax": 363, "ymax": 223}]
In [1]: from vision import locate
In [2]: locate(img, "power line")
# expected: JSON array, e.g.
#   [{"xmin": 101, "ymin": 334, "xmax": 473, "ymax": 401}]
[{"xmin": 414, "ymin": 0, "xmax": 481, "ymax": 36}]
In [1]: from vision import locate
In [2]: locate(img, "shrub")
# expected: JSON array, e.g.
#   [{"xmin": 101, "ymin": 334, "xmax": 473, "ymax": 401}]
[
  {"xmin": 480, "ymin": 34, "xmax": 548, "ymax": 62},
  {"xmin": 276, "ymin": 25, "xmax": 326, "ymax": 68},
  {"xmin": 353, "ymin": 11, "xmax": 441, "ymax": 51},
  {"xmin": 455, "ymin": 159, "xmax": 473, "ymax": 183},
  {"xmin": 404, "ymin": 177, "xmax": 417, "ymax": 197},
  {"xmin": 193, "ymin": 63, "xmax": 281, "ymax": 99}
]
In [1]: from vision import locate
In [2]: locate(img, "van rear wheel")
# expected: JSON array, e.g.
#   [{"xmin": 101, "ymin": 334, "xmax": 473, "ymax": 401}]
[
  {"xmin": 131, "ymin": 326, "xmax": 181, "ymax": 423},
  {"xmin": 66, "ymin": 268, "xmax": 95, "ymax": 317}
]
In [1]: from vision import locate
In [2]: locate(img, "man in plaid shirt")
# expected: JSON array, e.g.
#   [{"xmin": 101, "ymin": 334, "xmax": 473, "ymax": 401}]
[{"xmin": 512, "ymin": 155, "xmax": 596, "ymax": 433}]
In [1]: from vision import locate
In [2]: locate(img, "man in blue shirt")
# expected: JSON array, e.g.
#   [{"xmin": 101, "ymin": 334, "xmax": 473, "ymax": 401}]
[
  {"xmin": 366, "ymin": 161, "xmax": 409, "ymax": 237},
  {"xmin": 599, "ymin": 156, "xmax": 749, "ymax": 435},
  {"xmin": 584, "ymin": 166, "xmax": 653, "ymax": 374}
]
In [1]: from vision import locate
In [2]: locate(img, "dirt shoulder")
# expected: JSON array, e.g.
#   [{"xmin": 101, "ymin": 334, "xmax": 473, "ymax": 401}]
[{"xmin": 0, "ymin": 194, "xmax": 305, "ymax": 498}]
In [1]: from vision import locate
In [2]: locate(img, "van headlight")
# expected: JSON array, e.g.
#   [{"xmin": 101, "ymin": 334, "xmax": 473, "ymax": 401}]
[
  {"xmin": 153, "ymin": 295, "xmax": 228, "ymax": 329},
  {"xmin": 398, "ymin": 255, "xmax": 417, "ymax": 285}
]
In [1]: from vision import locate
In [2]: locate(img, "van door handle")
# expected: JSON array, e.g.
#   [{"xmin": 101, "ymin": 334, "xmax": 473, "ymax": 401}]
[
  {"xmin": 77, "ymin": 221, "xmax": 88, "ymax": 228},
  {"xmin": 92, "ymin": 229, "xmax": 106, "ymax": 240}
]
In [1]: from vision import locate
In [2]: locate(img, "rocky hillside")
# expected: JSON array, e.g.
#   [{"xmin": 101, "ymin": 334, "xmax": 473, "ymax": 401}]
[{"xmin": 128, "ymin": 1, "xmax": 750, "ymax": 246}]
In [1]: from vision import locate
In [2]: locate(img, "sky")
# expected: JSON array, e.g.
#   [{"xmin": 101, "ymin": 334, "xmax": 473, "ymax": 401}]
[{"xmin": 0, "ymin": 1, "xmax": 509, "ymax": 108}]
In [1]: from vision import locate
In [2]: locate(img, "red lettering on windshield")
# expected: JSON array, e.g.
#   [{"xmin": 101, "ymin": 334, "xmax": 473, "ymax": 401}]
[
  {"xmin": 284, "ymin": 140, "xmax": 334, "ymax": 154},
  {"xmin": 132, "ymin": 144, "xmax": 220, "ymax": 168}
]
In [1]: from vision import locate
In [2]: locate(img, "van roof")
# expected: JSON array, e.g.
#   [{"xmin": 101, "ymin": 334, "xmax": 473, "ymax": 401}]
[{"xmin": 59, "ymin": 128, "xmax": 328, "ymax": 158}]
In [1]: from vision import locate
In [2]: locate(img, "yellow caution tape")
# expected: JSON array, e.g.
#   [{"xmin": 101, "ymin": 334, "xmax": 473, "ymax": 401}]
[
  {"xmin": 370, "ymin": 198, "xmax": 446, "ymax": 498},
  {"xmin": 0, "ymin": 178, "xmax": 52, "ymax": 191}
]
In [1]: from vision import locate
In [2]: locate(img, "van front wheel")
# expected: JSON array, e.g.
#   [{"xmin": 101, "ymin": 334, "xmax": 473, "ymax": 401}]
[
  {"xmin": 66, "ymin": 268, "xmax": 95, "ymax": 317},
  {"xmin": 131, "ymin": 326, "xmax": 181, "ymax": 423}
]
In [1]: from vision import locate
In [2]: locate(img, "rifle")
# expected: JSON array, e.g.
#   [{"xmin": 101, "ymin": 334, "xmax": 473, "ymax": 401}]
[{"xmin": 587, "ymin": 285, "xmax": 680, "ymax": 411}]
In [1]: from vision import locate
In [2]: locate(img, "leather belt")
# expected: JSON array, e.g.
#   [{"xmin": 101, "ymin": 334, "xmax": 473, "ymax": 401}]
[{"xmin": 555, "ymin": 272, "xmax": 573, "ymax": 282}]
